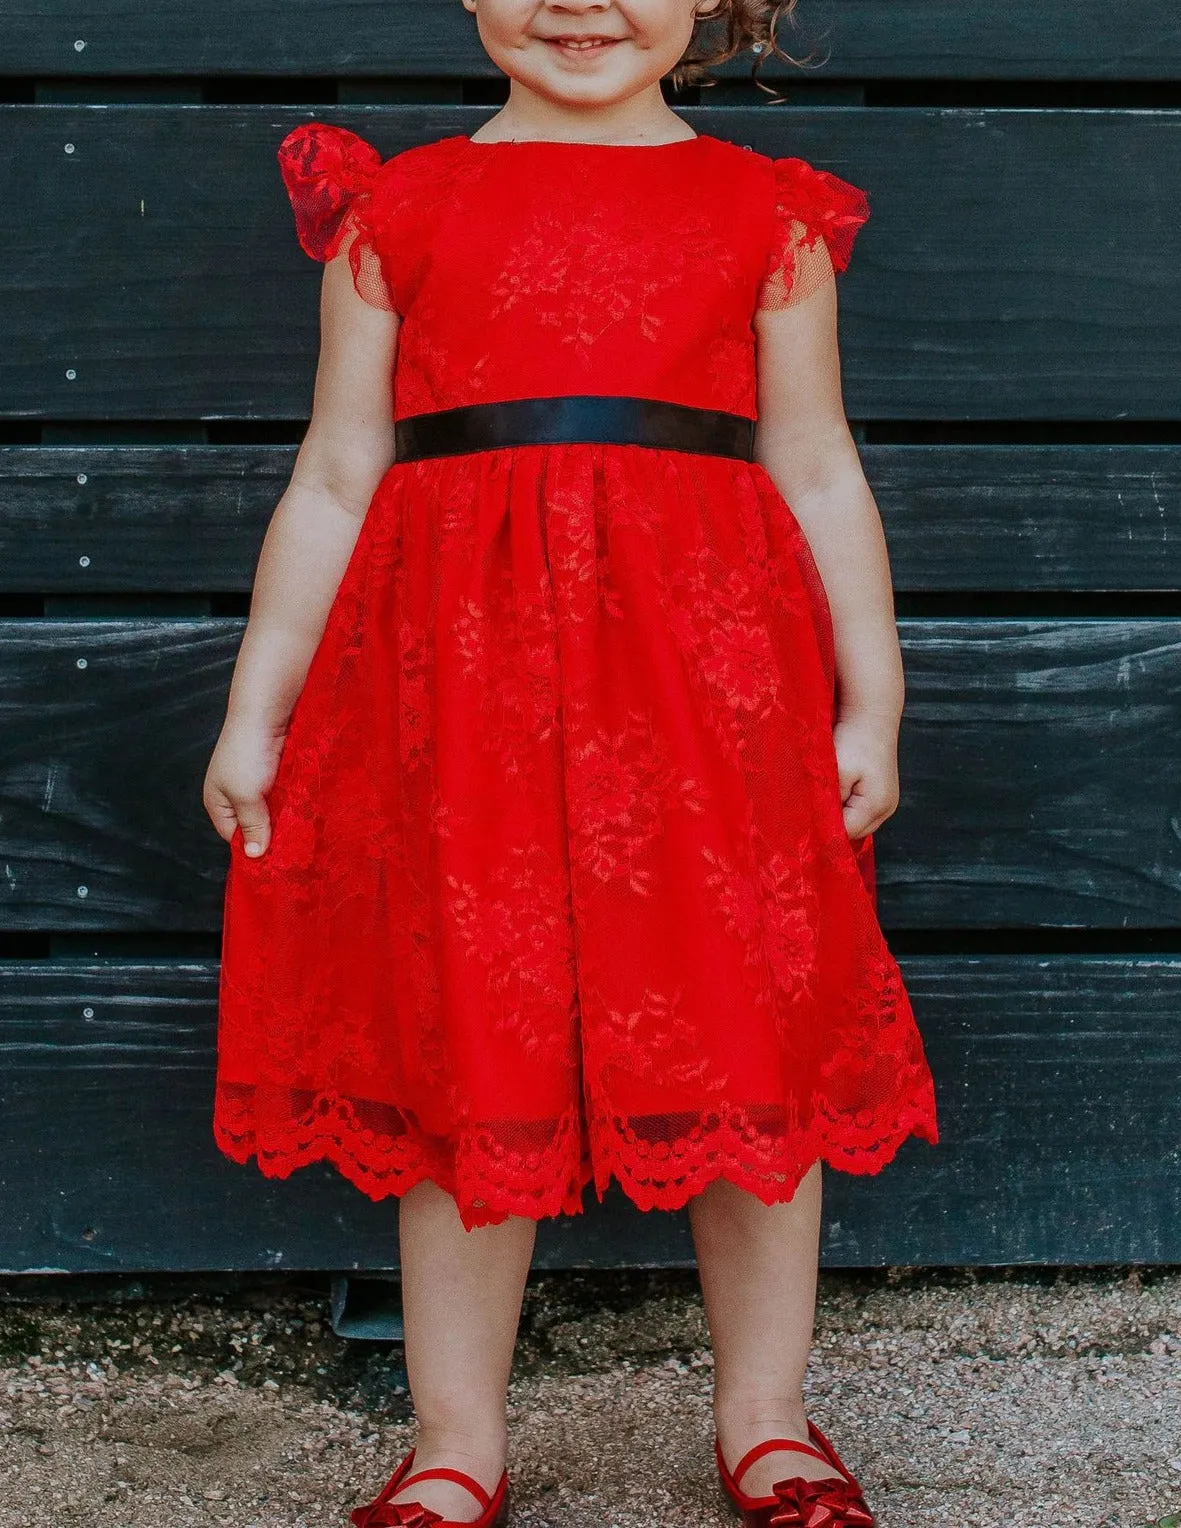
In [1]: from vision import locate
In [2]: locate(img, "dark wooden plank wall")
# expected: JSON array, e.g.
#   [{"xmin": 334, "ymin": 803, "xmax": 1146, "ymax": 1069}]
[
  {"xmin": 4, "ymin": 2, "xmax": 1181, "ymax": 79},
  {"xmin": 2, "ymin": 2, "xmax": 1179, "ymax": 1273}
]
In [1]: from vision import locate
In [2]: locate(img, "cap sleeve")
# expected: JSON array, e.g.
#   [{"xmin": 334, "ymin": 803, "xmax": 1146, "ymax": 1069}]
[
  {"xmin": 756, "ymin": 156, "xmax": 870, "ymax": 312},
  {"xmin": 277, "ymin": 121, "xmax": 398, "ymax": 313}
]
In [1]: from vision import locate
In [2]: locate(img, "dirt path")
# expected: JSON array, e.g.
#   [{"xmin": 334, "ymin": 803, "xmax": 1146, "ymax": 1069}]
[{"xmin": 2, "ymin": 1267, "xmax": 1178, "ymax": 1527}]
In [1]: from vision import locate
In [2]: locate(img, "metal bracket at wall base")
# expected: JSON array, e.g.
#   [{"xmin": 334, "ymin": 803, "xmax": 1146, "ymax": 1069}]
[{"xmin": 329, "ymin": 1275, "xmax": 405, "ymax": 1341}]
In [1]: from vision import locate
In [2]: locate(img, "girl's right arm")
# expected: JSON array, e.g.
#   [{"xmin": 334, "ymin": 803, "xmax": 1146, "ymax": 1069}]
[{"xmin": 202, "ymin": 250, "xmax": 400, "ymax": 858}]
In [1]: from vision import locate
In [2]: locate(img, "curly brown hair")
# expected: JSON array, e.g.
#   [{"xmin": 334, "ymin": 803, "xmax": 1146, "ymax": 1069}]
[{"xmin": 669, "ymin": 0, "xmax": 826, "ymax": 101}]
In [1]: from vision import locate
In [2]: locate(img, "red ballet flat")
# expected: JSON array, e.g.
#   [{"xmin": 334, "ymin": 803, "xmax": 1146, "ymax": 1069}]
[
  {"xmin": 715, "ymin": 1420, "xmax": 875, "ymax": 1528},
  {"xmin": 349, "ymin": 1446, "xmax": 510, "ymax": 1528}
]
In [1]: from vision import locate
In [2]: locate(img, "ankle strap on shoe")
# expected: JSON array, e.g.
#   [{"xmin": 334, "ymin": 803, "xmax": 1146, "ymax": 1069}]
[
  {"xmin": 399, "ymin": 1467, "xmax": 493, "ymax": 1511},
  {"xmin": 728, "ymin": 1436, "xmax": 833, "ymax": 1488}
]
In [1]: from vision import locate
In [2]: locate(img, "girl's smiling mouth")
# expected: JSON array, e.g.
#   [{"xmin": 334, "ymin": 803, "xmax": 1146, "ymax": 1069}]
[{"xmin": 544, "ymin": 36, "xmax": 622, "ymax": 56}]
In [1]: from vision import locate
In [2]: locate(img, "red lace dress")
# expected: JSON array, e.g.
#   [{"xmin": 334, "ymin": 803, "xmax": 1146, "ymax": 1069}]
[{"xmin": 213, "ymin": 122, "xmax": 939, "ymax": 1229}]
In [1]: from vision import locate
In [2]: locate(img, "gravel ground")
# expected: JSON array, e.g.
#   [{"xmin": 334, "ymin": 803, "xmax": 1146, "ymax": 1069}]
[{"xmin": 1, "ymin": 1266, "xmax": 1178, "ymax": 1528}]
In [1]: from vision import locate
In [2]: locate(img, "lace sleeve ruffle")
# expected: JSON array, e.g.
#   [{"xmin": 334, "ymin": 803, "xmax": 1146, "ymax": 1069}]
[
  {"xmin": 277, "ymin": 121, "xmax": 398, "ymax": 313},
  {"xmin": 756, "ymin": 156, "xmax": 871, "ymax": 312}
]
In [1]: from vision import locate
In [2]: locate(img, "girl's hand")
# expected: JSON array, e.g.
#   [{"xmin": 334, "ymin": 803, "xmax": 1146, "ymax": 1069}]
[
  {"xmin": 203, "ymin": 717, "xmax": 288, "ymax": 858},
  {"xmin": 832, "ymin": 710, "xmax": 901, "ymax": 840}
]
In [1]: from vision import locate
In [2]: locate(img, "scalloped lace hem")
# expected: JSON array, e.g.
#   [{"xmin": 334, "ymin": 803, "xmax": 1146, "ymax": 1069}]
[
  {"xmin": 213, "ymin": 1083, "xmax": 938, "ymax": 1230},
  {"xmin": 587, "ymin": 1100, "xmax": 940, "ymax": 1214}
]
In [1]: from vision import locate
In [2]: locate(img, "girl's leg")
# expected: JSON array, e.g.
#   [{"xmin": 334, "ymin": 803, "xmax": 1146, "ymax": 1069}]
[
  {"xmin": 687, "ymin": 1162, "xmax": 843, "ymax": 1494},
  {"xmin": 386, "ymin": 1178, "xmax": 537, "ymax": 1522}
]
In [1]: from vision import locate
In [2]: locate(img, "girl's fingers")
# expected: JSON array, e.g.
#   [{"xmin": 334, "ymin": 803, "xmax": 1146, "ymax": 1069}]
[
  {"xmin": 844, "ymin": 789, "xmax": 896, "ymax": 838},
  {"xmin": 840, "ymin": 775, "xmax": 892, "ymax": 839},
  {"xmin": 840, "ymin": 778, "xmax": 870, "ymax": 838},
  {"xmin": 235, "ymin": 802, "xmax": 272, "ymax": 857},
  {"xmin": 206, "ymin": 789, "xmax": 243, "ymax": 846},
  {"xmin": 205, "ymin": 784, "xmax": 272, "ymax": 855},
  {"xmin": 834, "ymin": 734, "xmax": 899, "ymax": 836},
  {"xmin": 843, "ymin": 801, "xmax": 875, "ymax": 839}
]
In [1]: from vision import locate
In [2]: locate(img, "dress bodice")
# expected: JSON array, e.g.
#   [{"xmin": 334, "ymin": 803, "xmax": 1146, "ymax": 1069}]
[{"xmin": 277, "ymin": 124, "xmax": 870, "ymax": 424}]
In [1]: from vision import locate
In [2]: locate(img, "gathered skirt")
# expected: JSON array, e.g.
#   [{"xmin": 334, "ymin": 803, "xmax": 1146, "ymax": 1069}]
[{"xmin": 213, "ymin": 441, "xmax": 939, "ymax": 1229}]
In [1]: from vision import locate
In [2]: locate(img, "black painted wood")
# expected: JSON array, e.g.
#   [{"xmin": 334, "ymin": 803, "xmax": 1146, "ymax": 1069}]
[
  {"xmin": 0, "ymin": 619, "xmax": 232, "ymax": 931},
  {"xmin": 865, "ymin": 445, "xmax": 1181, "ymax": 593},
  {"xmin": 0, "ymin": 446, "xmax": 278, "ymax": 595},
  {"xmin": 1, "ymin": 956, "xmax": 1176, "ymax": 1272},
  {"xmin": 4, "ymin": 444, "xmax": 1180, "ymax": 594},
  {"xmin": 4, "ymin": 1, "xmax": 1179, "ymax": 80},
  {"xmin": 2, "ymin": 617, "xmax": 1180, "ymax": 932},
  {"xmin": 890, "ymin": 618, "xmax": 1181, "ymax": 927},
  {"xmin": 808, "ymin": 2, "xmax": 1181, "ymax": 80},
  {"xmin": 3, "ymin": 106, "xmax": 1181, "ymax": 421}
]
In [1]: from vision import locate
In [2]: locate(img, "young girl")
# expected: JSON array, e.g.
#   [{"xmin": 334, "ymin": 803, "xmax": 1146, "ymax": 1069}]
[{"xmin": 204, "ymin": 1, "xmax": 939, "ymax": 1523}]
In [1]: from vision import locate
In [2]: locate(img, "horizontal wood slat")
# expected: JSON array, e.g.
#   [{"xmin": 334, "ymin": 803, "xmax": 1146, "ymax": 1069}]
[
  {"xmin": 3, "ymin": 618, "xmax": 1180, "ymax": 930},
  {"xmin": 3, "ymin": 1, "xmax": 1179, "ymax": 80},
  {"xmin": 1, "ymin": 956, "xmax": 1176, "ymax": 1272},
  {"xmin": 3, "ymin": 107, "xmax": 1180, "ymax": 421},
  {"xmin": 4, "ymin": 444, "xmax": 1180, "ymax": 594},
  {"xmin": 804, "ymin": 1, "xmax": 1181, "ymax": 80}
]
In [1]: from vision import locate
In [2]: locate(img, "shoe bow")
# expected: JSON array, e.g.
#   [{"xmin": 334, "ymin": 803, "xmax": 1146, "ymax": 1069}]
[
  {"xmin": 768, "ymin": 1475, "xmax": 875, "ymax": 1528},
  {"xmin": 349, "ymin": 1500, "xmax": 443, "ymax": 1528}
]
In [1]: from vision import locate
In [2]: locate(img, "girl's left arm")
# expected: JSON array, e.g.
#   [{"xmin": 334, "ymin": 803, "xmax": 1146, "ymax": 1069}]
[{"xmin": 752, "ymin": 282, "xmax": 904, "ymax": 839}]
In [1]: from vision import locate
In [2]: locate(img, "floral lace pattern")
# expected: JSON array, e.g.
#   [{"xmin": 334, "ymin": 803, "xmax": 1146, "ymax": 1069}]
[
  {"xmin": 756, "ymin": 156, "xmax": 872, "ymax": 312},
  {"xmin": 213, "ymin": 125, "xmax": 937, "ymax": 1229},
  {"xmin": 276, "ymin": 122, "xmax": 394, "ymax": 311}
]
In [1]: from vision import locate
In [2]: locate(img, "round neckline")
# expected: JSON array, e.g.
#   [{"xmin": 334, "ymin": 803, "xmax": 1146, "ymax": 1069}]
[{"xmin": 461, "ymin": 131, "xmax": 705, "ymax": 150}]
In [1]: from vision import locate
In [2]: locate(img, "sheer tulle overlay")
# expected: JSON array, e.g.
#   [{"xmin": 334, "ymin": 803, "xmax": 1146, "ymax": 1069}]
[{"xmin": 214, "ymin": 123, "xmax": 938, "ymax": 1229}]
